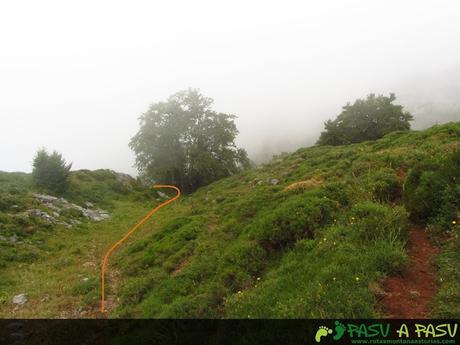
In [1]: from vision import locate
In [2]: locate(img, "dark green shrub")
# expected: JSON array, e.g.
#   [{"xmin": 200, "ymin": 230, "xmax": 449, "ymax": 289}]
[
  {"xmin": 404, "ymin": 149, "xmax": 460, "ymax": 225},
  {"xmin": 222, "ymin": 241, "xmax": 267, "ymax": 275},
  {"xmin": 370, "ymin": 168, "xmax": 401, "ymax": 202},
  {"xmin": 322, "ymin": 181, "xmax": 351, "ymax": 206},
  {"xmin": 404, "ymin": 169, "xmax": 446, "ymax": 221},
  {"xmin": 250, "ymin": 196, "xmax": 337, "ymax": 250}
]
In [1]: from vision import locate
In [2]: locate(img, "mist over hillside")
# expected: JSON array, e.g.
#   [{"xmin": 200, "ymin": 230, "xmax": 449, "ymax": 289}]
[
  {"xmin": 1, "ymin": 1, "xmax": 460, "ymax": 174},
  {"xmin": 399, "ymin": 66, "xmax": 460, "ymax": 129},
  {"xmin": 244, "ymin": 66, "xmax": 460, "ymax": 163}
]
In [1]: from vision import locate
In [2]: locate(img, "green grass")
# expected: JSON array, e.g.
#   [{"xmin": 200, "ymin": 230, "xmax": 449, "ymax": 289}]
[
  {"xmin": 431, "ymin": 231, "xmax": 460, "ymax": 317},
  {"xmin": 0, "ymin": 169, "xmax": 154, "ymax": 268},
  {"xmin": 0, "ymin": 168, "xmax": 157, "ymax": 317},
  {"xmin": 0, "ymin": 199, "xmax": 154, "ymax": 317},
  {"xmin": 63, "ymin": 169, "xmax": 152, "ymax": 208},
  {"xmin": 0, "ymin": 122, "xmax": 459, "ymax": 318},
  {"xmin": 402, "ymin": 144, "xmax": 460, "ymax": 317},
  {"xmin": 111, "ymin": 122, "xmax": 459, "ymax": 318}
]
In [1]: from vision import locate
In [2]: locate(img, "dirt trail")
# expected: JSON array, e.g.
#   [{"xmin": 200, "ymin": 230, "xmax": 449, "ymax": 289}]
[{"xmin": 380, "ymin": 226, "xmax": 440, "ymax": 318}]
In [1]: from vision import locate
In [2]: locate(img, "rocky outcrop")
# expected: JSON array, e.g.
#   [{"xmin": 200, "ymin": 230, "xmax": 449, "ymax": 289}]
[
  {"xmin": 115, "ymin": 172, "xmax": 136, "ymax": 190},
  {"xmin": 27, "ymin": 193, "xmax": 110, "ymax": 227}
]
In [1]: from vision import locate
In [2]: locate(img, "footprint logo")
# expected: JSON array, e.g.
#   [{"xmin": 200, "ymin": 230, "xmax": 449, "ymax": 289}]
[
  {"xmin": 333, "ymin": 321, "xmax": 346, "ymax": 341},
  {"xmin": 315, "ymin": 326, "xmax": 333, "ymax": 343}
]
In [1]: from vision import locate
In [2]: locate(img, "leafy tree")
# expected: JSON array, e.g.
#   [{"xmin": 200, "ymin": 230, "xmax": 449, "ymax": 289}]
[
  {"xmin": 130, "ymin": 89, "xmax": 250, "ymax": 193},
  {"xmin": 32, "ymin": 149, "xmax": 72, "ymax": 194},
  {"xmin": 317, "ymin": 93, "xmax": 413, "ymax": 145}
]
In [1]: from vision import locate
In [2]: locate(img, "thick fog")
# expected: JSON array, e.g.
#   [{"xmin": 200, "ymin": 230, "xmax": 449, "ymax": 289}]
[{"xmin": 1, "ymin": 0, "xmax": 460, "ymax": 174}]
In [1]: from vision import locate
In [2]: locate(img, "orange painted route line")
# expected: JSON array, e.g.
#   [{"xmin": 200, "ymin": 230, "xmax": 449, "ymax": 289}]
[{"xmin": 100, "ymin": 184, "xmax": 181, "ymax": 313}]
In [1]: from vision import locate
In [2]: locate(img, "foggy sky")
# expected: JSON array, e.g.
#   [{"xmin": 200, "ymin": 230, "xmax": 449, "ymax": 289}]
[{"xmin": 1, "ymin": 0, "xmax": 460, "ymax": 175}]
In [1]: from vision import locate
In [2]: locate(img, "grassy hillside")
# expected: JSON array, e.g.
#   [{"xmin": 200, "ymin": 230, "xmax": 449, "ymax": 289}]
[
  {"xmin": 110, "ymin": 122, "xmax": 459, "ymax": 318},
  {"xmin": 0, "ymin": 169, "xmax": 157, "ymax": 312},
  {"xmin": 0, "ymin": 123, "xmax": 459, "ymax": 318},
  {"xmin": 0, "ymin": 169, "xmax": 152, "ymax": 264}
]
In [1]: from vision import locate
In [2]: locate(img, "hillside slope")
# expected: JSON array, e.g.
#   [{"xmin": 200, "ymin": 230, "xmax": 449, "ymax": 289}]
[
  {"xmin": 0, "ymin": 169, "xmax": 158, "ymax": 316},
  {"xmin": 111, "ymin": 122, "xmax": 460, "ymax": 318},
  {"xmin": 0, "ymin": 123, "xmax": 459, "ymax": 318}
]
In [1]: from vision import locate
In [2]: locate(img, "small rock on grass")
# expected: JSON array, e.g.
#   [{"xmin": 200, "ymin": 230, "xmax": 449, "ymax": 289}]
[
  {"xmin": 157, "ymin": 191, "xmax": 169, "ymax": 199},
  {"xmin": 12, "ymin": 294, "xmax": 27, "ymax": 305}
]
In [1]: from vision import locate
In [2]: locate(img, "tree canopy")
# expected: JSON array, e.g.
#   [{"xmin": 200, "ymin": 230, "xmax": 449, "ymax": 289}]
[
  {"xmin": 317, "ymin": 93, "xmax": 413, "ymax": 145},
  {"xmin": 32, "ymin": 149, "xmax": 72, "ymax": 194},
  {"xmin": 130, "ymin": 89, "xmax": 250, "ymax": 193}
]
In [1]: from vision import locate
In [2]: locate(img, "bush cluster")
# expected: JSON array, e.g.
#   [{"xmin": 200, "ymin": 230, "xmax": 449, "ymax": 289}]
[
  {"xmin": 404, "ymin": 149, "xmax": 460, "ymax": 228},
  {"xmin": 249, "ymin": 195, "xmax": 337, "ymax": 250},
  {"xmin": 370, "ymin": 168, "xmax": 402, "ymax": 202}
]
